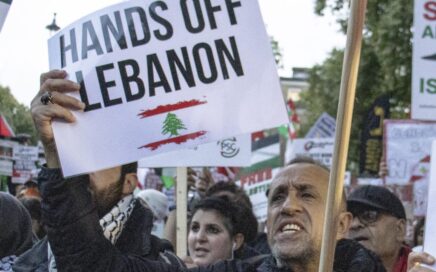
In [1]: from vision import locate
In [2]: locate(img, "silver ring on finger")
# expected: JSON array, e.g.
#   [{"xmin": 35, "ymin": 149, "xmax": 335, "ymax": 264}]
[{"xmin": 40, "ymin": 91, "xmax": 54, "ymax": 105}]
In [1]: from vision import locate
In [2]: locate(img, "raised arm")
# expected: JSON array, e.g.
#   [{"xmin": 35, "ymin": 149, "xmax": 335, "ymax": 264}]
[
  {"xmin": 31, "ymin": 69, "xmax": 85, "ymax": 168},
  {"xmin": 32, "ymin": 71, "xmax": 186, "ymax": 271}
]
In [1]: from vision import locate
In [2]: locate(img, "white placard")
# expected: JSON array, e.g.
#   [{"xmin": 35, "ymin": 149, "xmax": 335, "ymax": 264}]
[
  {"xmin": 12, "ymin": 145, "xmax": 38, "ymax": 184},
  {"xmin": 0, "ymin": 0, "xmax": 12, "ymax": 33},
  {"xmin": 286, "ymin": 138, "xmax": 335, "ymax": 168},
  {"xmin": 48, "ymin": 0, "xmax": 288, "ymax": 177},
  {"xmin": 13, "ymin": 145, "xmax": 38, "ymax": 161},
  {"xmin": 384, "ymin": 120, "xmax": 436, "ymax": 185},
  {"xmin": 139, "ymin": 135, "xmax": 250, "ymax": 167},
  {"xmin": 412, "ymin": 0, "xmax": 436, "ymax": 120},
  {"xmin": 0, "ymin": 139, "xmax": 15, "ymax": 176},
  {"xmin": 305, "ymin": 112, "xmax": 336, "ymax": 138},
  {"xmin": 424, "ymin": 140, "xmax": 436, "ymax": 269}
]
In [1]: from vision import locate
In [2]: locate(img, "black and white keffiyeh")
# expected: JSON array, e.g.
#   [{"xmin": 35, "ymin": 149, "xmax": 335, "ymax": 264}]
[
  {"xmin": 0, "ymin": 255, "xmax": 16, "ymax": 272},
  {"xmin": 99, "ymin": 194, "xmax": 135, "ymax": 244},
  {"xmin": 48, "ymin": 194, "xmax": 135, "ymax": 272}
]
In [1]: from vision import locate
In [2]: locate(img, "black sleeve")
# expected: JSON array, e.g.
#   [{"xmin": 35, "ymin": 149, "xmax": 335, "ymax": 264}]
[
  {"xmin": 39, "ymin": 168, "xmax": 186, "ymax": 272},
  {"xmin": 39, "ymin": 168, "xmax": 247, "ymax": 272},
  {"xmin": 333, "ymin": 239, "xmax": 387, "ymax": 272}
]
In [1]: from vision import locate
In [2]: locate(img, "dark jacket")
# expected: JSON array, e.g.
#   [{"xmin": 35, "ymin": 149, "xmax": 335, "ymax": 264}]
[
  {"xmin": 28, "ymin": 169, "xmax": 385, "ymax": 272},
  {"xmin": 13, "ymin": 168, "xmax": 183, "ymax": 272}
]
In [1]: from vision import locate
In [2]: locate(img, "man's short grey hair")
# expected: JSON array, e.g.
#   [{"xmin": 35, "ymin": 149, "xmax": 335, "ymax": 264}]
[{"xmin": 287, "ymin": 156, "xmax": 330, "ymax": 172}]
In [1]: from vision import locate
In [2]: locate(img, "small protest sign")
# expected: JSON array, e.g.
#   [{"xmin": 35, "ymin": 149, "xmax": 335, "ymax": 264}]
[
  {"xmin": 359, "ymin": 95, "xmax": 389, "ymax": 177},
  {"xmin": 305, "ymin": 112, "xmax": 336, "ymax": 139},
  {"xmin": 286, "ymin": 138, "xmax": 335, "ymax": 168},
  {"xmin": 412, "ymin": 0, "xmax": 436, "ymax": 120},
  {"xmin": 384, "ymin": 120, "xmax": 436, "ymax": 185},
  {"xmin": 48, "ymin": 0, "xmax": 288, "ymax": 176},
  {"xmin": 138, "ymin": 134, "xmax": 250, "ymax": 167},
  {"xmin": 12, "ymin": 145, "xmax": 39, "ymax": 184},
  {"xmin": 0, "ymin": 138, "xmax": 15, "ymax": 176},
  {"xmin": 237, "ymin": 167, "xmax": 281, "ymax": 222}
]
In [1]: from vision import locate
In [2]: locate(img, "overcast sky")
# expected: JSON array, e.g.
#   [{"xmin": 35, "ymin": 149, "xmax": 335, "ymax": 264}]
[{"xmin": 0, "ymin": 0, "xmax": 345, "ymax": 106}]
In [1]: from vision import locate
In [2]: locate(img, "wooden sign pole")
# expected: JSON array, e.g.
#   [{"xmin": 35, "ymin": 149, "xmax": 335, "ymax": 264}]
[
  {"xmin": 176, "ymin": 167, "xmax": 188, "ymax": 257},
  {"xmin": 318, "ymin": 0, "xmax": 367, "ymax": 271}
]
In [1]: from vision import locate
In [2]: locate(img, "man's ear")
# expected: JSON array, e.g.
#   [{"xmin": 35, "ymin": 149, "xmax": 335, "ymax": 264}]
[
  {"xmin": 336, "ymin": 211, "xmax": 353, "ymax": 240},
  {"xmin": 233, "ymin": 233, "xmax": 245, "ymax": 251},
  {"xmin": 122, "ymin": 173, "xmax": 138, "ymax": 195},
  {"xmin": 396, "ymin": 218, "xmax": 407, "ymax": 243}
]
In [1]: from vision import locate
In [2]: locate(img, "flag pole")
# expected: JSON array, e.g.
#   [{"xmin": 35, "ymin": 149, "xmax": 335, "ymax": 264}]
[
  {"xmin": 176, "ymin": 167, "xmax": 188, "ymax": 257},
  {"xmin": 318, "ymin": 1, "xmax": 367, "ymax": 271}
]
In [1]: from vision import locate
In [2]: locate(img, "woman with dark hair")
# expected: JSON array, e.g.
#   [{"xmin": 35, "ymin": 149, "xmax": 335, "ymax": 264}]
[{"xmin": 187, "ymin": 196, "xmax": 258, "ymax": 267}]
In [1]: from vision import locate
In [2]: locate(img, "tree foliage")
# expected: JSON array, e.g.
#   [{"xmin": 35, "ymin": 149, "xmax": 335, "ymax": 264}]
[
  {"xmin": 0, "ymin": 85, "xmax": 37, "ymax": 143},
  {"xmin": 301, "ymin": 0, "xmax": 413, "ymax": 172}
]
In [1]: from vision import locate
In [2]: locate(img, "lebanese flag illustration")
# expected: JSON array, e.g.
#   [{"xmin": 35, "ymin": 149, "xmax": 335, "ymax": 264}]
[
  {"xmin": 138, "ymin": 99, "xmax": 208, "ymax": 150},
  {"xmin": 409, "ymin": 155, "xmax": 431, "ymax": 183}
]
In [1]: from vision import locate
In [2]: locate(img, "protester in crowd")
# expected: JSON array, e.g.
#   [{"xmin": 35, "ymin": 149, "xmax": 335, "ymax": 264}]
[
  {"xmin": 18, "ymin": 196, "xmax": 46, "ymax": 240},
  {"xmin": 205, "ymin": 181, "xmax": 267, "ymax": 256},
  {"xmin": 29, "ymin": 75, "xmax": 385, "ymax": 271},
  {"xmin": 14, "ymin": 161, "xmax": 184, "ymax": 271},
  {"xmin": 14, "ymin": 70, "xmax": 185, "ymax": 271},
  {"xmin": 164, "ymin": 167, "xmax": 215, "ymax": 249},
  {"xmin": 0, "ymin": 192, "xmax": 33, "ymax": 272},
  {"xmin": 347, "ymin": 185, "xmax": 411, "ymax": 272},
  {"xmin": 205, "ymin": 181, "xmax": 252, "ymax": 209},
  {"xmin": 17, "ymin": 179, "xmax": 41, "ymax": 199},
  {"xmin": 407, "ymin": 252, "xmax": 435, "ymax": 272},
  {"xmin": 412, "ymin": 217, "xmax": 425, "ymax": 252},
  {"xmin": 186, "ymin": 196, "xmax": 249, "ymax": 267}
]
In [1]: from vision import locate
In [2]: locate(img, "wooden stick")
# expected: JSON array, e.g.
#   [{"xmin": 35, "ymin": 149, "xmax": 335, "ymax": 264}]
[
  {"xmin": 318, "ymin": 1, "xmax": 367, "ymax": 271},
  {"xmin": 176, "ymin": 167, "xmax": 188, "ymax": 257}
]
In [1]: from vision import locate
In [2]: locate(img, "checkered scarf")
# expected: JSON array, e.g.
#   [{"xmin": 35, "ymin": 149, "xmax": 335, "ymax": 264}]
[
  {"xmin": 48, "ymin": 194, "xmax": 135, "ymax": 272},
  {"xmin": 0, "ymin": 255, "xmax": 16, "ymax": 272}
]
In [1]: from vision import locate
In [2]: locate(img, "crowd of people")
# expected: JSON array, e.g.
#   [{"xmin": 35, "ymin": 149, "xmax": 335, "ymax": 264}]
[{"xmin": 0, "ymin": 69, "xmax": 435, "ymax": 272}]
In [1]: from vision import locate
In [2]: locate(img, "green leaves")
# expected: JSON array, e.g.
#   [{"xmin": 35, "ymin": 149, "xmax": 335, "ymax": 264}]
[
  {"xmin": 307, "ymin": 0, "xmax": 412, "ymax": 172},
  {"xmin": 0, "ymin": 85, "xmax": 37, "ymax": 143}
]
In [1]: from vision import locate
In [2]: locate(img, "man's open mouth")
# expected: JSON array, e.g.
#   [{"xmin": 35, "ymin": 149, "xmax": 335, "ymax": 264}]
[{"xmin": 281, "ymin": 223, "xmax": 301, "ymax": 233}]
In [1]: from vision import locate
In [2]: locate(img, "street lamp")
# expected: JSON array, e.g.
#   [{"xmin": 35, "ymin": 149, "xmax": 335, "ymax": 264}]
[{"xmin": 46, "ymin": 13, "xmax": 60, "ymax": 34}]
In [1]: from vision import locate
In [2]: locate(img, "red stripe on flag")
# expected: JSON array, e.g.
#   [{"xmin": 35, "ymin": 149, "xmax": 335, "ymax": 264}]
[
  {"xmin": 139, "ymin": 131, "xmax": 207, "ymax": 150},
  {"xmin": 138, "ymin": 99, "xmax": 207, "ymax": 118}
]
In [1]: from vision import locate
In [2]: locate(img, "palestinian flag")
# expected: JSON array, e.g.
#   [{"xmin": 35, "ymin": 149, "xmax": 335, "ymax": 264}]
[
  {"xmin": 137, "ymin": 99, "xmax": 208, "ymax": 150},
  {"xmin": 0, "ymin": 114, "xmax": 14, "ymax": 137},
  {"xmin": 0, "ymin": 0, "xmax": 12, "ymax": 33},
  {"xmin": 409, "ymin": 155, "xmax": 430, "ymax": 183}
]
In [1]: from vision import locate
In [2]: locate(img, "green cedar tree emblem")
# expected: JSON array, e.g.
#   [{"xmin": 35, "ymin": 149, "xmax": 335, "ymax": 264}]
[{"xmin": 162, "ymin": 113, "xmax": 187, "ymax": 137}]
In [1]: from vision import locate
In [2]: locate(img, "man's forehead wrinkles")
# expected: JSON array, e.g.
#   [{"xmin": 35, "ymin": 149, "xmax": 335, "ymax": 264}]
[{"xmin": 270, "ymin": 176, "xmax": 315, "ymax": 193}]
